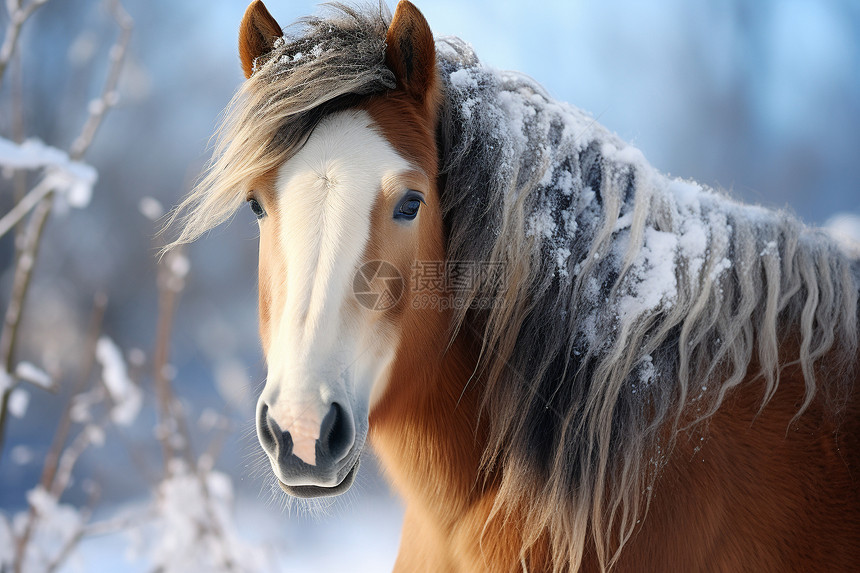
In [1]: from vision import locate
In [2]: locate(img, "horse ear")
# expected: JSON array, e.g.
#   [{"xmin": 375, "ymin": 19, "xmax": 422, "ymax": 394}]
[
  {"xmin": 239, "ymin": 1, "xmax": 282, "ymax": 79},
  {"xmin": 385, "ymin": 1, "xmax": 437, "ymax": 108}
]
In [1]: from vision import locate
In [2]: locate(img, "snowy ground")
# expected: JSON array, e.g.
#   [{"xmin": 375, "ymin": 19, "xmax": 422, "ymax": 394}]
[{"xmin": 61, "ymin": 490, "xmax": 403, "ymax": 573}]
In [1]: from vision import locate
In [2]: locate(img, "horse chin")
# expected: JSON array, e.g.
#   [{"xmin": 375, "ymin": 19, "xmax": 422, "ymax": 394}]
[{"xmin": 277, "ymin": 458, "xmax": 360, "ymax": 498}]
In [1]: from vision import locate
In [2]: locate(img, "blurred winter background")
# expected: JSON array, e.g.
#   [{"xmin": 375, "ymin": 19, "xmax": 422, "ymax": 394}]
[{"xmin": 0, "ymin": 0, "xmax": 858, "ymax": 571}]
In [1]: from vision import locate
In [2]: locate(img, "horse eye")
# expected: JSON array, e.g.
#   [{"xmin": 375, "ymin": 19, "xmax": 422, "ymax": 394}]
[
  {"xmin": 394, "ymin": 194, "xmax": 423, "ymax": 221},
  {"xmin": 248, "ymin": 198, "xmax": 265, "ymax": 219}
]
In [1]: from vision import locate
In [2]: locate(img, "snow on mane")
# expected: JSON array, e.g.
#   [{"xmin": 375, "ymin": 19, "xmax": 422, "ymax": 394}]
[
  {"xmin": 437, "ymin": 35, "xmax": 857, "ymax": 359},
  {"xmin": 435, "ymin": 35, "xmax": 859, "ymax": 570}
]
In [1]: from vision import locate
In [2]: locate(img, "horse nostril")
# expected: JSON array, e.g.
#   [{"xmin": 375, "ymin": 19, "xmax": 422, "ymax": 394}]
[
  {"xmin": 319, "ymin": 402, "xmax": 353, "ymax": 462},
  {"xmin": 257, "ymin": 403, "xmax": 279, "ymax": 456}
]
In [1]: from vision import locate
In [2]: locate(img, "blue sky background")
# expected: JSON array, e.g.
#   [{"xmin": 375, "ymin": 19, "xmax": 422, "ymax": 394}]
[{"xmin": 1, "ymin": 0, "xmax": 858, "ymax": 570}]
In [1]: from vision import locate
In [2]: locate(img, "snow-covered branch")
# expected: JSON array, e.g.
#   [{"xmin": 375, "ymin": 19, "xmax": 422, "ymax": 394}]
[
  {"xmin": 69, "ymin": 0, "xmax": 132, "ymax": 160},
  {"xmin": 0, "ymin": 2, "xmax": 275, "ymax": 571},
  {"xmin": 0, "ymin": 0, "xmax": 50, "ymax": 90},
  {"xmin": 0, "ymin": 138, "xmax": 98, "ymax": 238},
  {"xmin": 0, "ymin": 0, "xmax": 131, "ymax": 454}
]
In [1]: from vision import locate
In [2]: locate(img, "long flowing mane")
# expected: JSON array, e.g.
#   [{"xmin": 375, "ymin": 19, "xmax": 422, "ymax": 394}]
[
  {"xmin": 168, "ymin": 4, "xmax": 860, "ymax": 570},
  {"xmin": 436, "ymin": 36, "xmax": 859, "ymax": 569}
]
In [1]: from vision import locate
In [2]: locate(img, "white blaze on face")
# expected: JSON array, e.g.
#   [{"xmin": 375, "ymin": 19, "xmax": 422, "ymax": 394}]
[{"xmin": 261, "ymin": 110, "xmax": 409, "ymax": 467}]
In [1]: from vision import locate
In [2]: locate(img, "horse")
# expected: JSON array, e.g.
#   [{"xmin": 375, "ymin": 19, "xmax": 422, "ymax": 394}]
[{"xmin": 166, "ymin": 1, "xmax": 860, "ymax": 570}]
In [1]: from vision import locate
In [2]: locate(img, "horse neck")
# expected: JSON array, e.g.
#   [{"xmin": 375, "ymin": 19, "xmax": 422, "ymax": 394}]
[{"xmin": 369, "ymin": 310, "xmax": 487, "ymax": 523}]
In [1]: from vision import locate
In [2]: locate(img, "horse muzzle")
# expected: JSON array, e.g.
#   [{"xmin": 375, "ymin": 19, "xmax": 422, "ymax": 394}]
[{"xmin": 256, "ymin": 399, "xmax": 364, "ymax": 498}]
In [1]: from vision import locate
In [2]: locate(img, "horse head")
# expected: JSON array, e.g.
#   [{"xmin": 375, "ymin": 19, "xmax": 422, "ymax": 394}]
[{"xmin": 239, "ymin": 0, "xmax": 444, "ymax": 497}]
